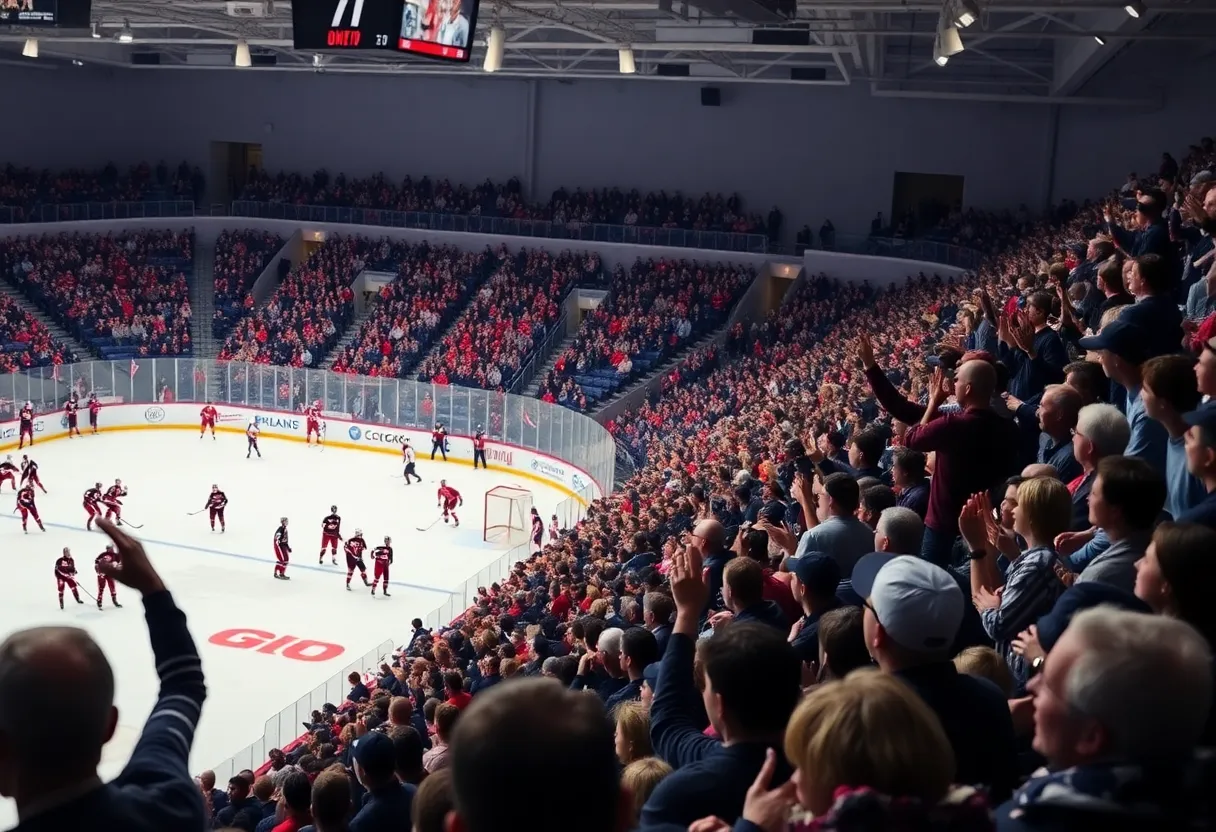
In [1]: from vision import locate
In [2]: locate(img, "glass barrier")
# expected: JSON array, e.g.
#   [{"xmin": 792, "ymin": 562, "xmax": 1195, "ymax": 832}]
[
  {"xmin": 2, "ymin": 358, "xmax": 615, "ymax": 496},
  {"xmin": 799, "ymin": 231, "xmax": 983, "ymax": 270},
  {"xmin": 0, "ymin": 201, "xmax": 198, "ymax": 224}
]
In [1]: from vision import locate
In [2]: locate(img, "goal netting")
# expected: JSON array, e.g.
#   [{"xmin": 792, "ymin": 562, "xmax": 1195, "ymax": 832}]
[{"xmin": 484, "ymin": 485, "xmax": 533, "ymax": 547}]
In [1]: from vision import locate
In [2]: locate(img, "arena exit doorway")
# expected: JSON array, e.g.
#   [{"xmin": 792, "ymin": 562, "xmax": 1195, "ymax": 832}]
[{"xmin": 209, "ymin": 141, "xmax": 264, "ymax": 206}]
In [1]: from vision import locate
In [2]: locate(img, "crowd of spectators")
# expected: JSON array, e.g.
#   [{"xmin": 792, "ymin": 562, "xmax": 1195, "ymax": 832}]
[
  {"xmin": 0, "ymin": 230, "xmax": 194, "ymax": 356},
  {"xmin": 0, "ymin": 293, "xmax": 71, "ymax": 372},
  {"xmin": 329, "ymin": 242, "xmax": 494, "ymax": 378},
  {"xmin": 536, "ymin": 258, "xmax": 755, "ymax": 411},
  {"xmin": 212, "ymin": 230, "xmax": 285, "ymax": 338},
  {"xmin": 218, "ymin": 235, "xmax": 378, "ymax": 367},
  {"xmin": 416, "ymin": 248, "xmax": 601, "ymax": 390},
  {"xmin": 239, "ymin": 168, "xmax": 776, "ymax": 239},
  {"xmin": 0, "ymin": 160, "xmax": 202, "ymax": 220}
]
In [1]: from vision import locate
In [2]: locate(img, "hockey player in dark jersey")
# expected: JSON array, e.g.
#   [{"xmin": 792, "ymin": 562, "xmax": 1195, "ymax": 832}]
[{"xmin": 320, "ymin": 506, "xmax": 343, "ymax": 564}]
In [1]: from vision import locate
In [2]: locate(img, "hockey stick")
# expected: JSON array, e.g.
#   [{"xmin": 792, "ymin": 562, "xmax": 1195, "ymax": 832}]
[
  {"xmin": 58, "ymin": 572, "xmax": 97, "ymax": 603},
  {"xmin": 416, "ymin": 514, "xmax": 444, "ymax": 532},
  {"xmin": 187, "ymin": 508, "xmax": 208, "ymax": 516},
  {"xmin": 115, "ymin": 517, "xmax": 144, "ymax": 530}
]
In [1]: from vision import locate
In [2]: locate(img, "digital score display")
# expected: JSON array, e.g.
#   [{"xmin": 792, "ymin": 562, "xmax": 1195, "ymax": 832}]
[
  {"xmin": 292, "ymin": 0, "xmax": 478, "ymax": 63},
  {"xmin": 0, "ymin": 0, "xmax": 90, "ymax": 27}
]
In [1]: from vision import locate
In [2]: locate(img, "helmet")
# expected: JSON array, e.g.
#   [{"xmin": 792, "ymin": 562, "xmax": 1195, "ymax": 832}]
[
  {"xmin": 354, "ymin": 528, "xmax": 363, "ymax": 536},
  {"xmin": 95, "ymin": 482, "xmax": 102, "ymax": 489},
  {"xmin": 24, "ymin": 401, "xmax": 31, "ymax": 408},
  {"xmin": 315, "ymin": 399, "xmax": 321, "ymax": 407},
  {"xmin": 211, "ymin": 484, "xmax": 219, "ymax": 491},
  {"xmin": 440, "ymin": 479, "xmax": 446, "ymax": 486},
  {"xmin": 115, "ymin": 478, "xmax": 122, "ymax": 485},
  {"xmin": 476, "ymin": 424, "xmax": 483, "ymax": 431},
  {"xmin": 384, "ymin": 536, "xmax": 391, "ymax": 544},
  {"xmin": 331, "ymin": 505, "xmax": 337, "ymax": 513}
]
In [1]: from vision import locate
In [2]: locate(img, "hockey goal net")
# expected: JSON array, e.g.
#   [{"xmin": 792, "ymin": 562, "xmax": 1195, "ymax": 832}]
[{"xmin": 484, "ymin": 485, "xmax": 534, "ymax": 547}]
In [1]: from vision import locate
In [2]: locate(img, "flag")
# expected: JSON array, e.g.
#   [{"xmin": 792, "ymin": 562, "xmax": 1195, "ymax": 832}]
[
  {"xmin": 523, "ymin": 408, "xmax": 537, "ymax": 429},
  {"xmin": 130, "ymin": 359, "xmax": 139, "ymax": 378}
]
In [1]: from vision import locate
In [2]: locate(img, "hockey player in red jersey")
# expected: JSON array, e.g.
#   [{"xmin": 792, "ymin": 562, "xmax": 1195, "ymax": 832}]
[
  {"xmin": 530, "ymin": 507, "xmax": 544, "ymax": 553},
  {"xmin": 17, "ymin": 483, "xmax": 44, "ymax": 533},
  {"xmin": 64, "ymin": 395, "xmax": 81, "ymax": 438},
  {"xmin": 88, "ymin": 392, "xmax": 101, "ymax": 434},
  {"xmin": 306, "ymin": 400, "xmax": 324, "ymax": 446},
  {"xmin": 83, "ymin": 482, "xmax": 104, "ymax": 530},
  {"xmin": 200, "ymin": 402, "xmax": 218, "ymax": 439},
  {"xmin": 20, "ymin": 455, "xmax": 45, "ymax": 493},
  {"xmin": 0, "ymin": 455, "xmax": 18, "ymax": 491},
  {"xmin": 55, "ymin": 548, "xmax": 83, "ymax": 609},
  {"xmin": 273, "ymin": 517, "xmax": 291, "ymax": 579},
  {"xmin": 549, "ymin": 514, "xmax": 560, "ymax": 542},
  {"xmin": 103, "ymin": 479, "xmax": 128, "ymax": 525},
  {"xmin": 320, "ymin": 505, "xmax": 343, "ymax": 564},
  {"xmin": 95, "ymin": 544, "xmax": 122, "ymax": 609},
  {"xmin": 18, "ymin": 401, "xmax": 34, "ymax": 449},
  {"xmin": 437, "ymin": 480, "xmax": 462, "ymax": 527},
  {"xmin": 472, "ymin": 424, "xmax": 488, "ymax": 469},
  {"xmin": 205, "ymin": 484, "xmax": 228, "ymax": 532},
  {"xmin": 344, "ymin": 529, "xmax": 371, "ymax": 590},
  {"xmin": 370, "ymin": 536, "xmax": 393, "ymax": 597}
]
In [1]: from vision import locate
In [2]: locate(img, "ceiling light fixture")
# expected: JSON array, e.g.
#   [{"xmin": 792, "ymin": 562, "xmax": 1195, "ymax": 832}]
[
  {"xmin": 90, "ymin": 21, "xmax": 100, "ymax": 38},
  {"xmin": 618, "ymin": 46, "xmax": 636, "ymax": 74},
  {"xmin": 937, "ymin": 18, "xmax": 964, "ymax": 57},
  {"xmin": 22, "ymin": 37, "xmax": 37, "ymax": 58},
  {"xmin": 1123, "ymin": 0, "xmax": 1145, "ymax": 17},
  {"xmin": 1093, "ymin": 34, "xmax": 1106, "ymax": 44},
  {"xmin": 483, "ymin": 25, "xmax": 504, "ymax": 72},
  {"xmin": 313, "ymin": 53, "xmax": 322, "ymax": 67},
  {"xmin": 117, "ymin": 19, "xmax": 134, "ymax": 43},
  {"xmin": 953, "ymin": 0, "xmax": 979, "ymax": 28},
  {"xmin": 72, "ymin": 58, "xmax": 84, "ymax": 66},
  {"xmin": 235, "ymin": 39, "xmax": 252, "ymax": 67},
  {"xmin": 932, "ymin": 32, "xmax": 949, "ymax": 65}
]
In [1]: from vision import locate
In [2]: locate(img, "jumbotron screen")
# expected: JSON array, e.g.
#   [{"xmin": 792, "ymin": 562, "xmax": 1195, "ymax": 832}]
[
  {"xmin": 0, "ymin": 0, "xmax": 90, "ymax": 26},
  {"xmin": 292, "ymin": 0, "xmax": 479, "ymax": 63}
]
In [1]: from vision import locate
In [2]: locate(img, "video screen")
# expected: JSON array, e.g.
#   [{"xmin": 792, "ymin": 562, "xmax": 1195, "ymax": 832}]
[
  {"xmin": 399, "ymin": 0, "xmax": 475, "ymax": 60},
  {"xmin": 1, "ymin": 0, "xmax": 56, "ymax": 23}
]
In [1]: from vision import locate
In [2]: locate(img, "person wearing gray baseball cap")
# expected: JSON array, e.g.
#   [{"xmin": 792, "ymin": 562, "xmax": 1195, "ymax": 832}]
[{"xmin": 852, "ymin": 552, "xmax": 1017, "ymax": 802}]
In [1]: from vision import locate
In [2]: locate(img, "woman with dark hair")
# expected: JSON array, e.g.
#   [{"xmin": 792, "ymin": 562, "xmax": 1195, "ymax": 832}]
[{"xmin": 1135, "ymin": 522, "xmax": 1216, "ymax": 645}]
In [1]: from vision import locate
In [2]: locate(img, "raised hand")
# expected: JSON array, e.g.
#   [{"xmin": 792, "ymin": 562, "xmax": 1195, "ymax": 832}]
[
  {"xmin": 857, "ymin": 333, "xmax": 877, "ymax": 370},
  {"xmin": 741, "ymin": 748, "xmax": 798, "ymax": 832},
  {"xmin": 95, "ymin": 518, "xmax": 165, "ymax": 596}
]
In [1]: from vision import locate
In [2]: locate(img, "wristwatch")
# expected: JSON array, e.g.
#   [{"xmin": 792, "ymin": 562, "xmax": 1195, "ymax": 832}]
[
  {"xmin": 967, "ymin": 548, "xmax": 987, "ymax": 561},
  {"xmin": 1031, "ymin": 656, "xmax": 1046, "ymax": 675}
]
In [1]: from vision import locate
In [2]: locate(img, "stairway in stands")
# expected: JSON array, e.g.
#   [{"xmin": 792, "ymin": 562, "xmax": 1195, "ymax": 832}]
[
  {"xmin": 191, "ymin": 242, "xmax": 218, "ymax": 359},
  {"xmin": 521, "ymin": 334, "xmax": 577, "ymax": 397},
  {"xmin": 319, "ymin": 302, "xmax": 379, "ymax": 370},
  {"xmin": 0, "ymin": 282, "xmax": 95, "ymax": 361},
  {"xmin": 588, "ymin": 330, "xmax": 718, "ymax": 415}
]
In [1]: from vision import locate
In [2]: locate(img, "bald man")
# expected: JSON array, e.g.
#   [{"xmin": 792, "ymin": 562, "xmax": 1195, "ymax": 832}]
[
  {"xmin": 0, "ymin": 520, "xmax": 207, "ymax": 832},
  {"xmin": 690, "ymin": 518, "xmax": 732, "ymax": 617},
  {"xmin": 904, "ymin": 359, "xmax": 1021, "ymax": 567}
]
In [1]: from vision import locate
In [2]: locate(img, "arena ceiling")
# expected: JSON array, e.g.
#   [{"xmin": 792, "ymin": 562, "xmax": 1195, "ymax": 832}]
[{"xmin": 2, "ymin": 0, "xmax": 1215, "ymax": 102}]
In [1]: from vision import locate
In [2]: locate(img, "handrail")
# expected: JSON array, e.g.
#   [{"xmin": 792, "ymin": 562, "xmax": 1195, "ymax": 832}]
[{"xmin": 0, "ymin": 201, "xmax": 198, "ymax": 224}]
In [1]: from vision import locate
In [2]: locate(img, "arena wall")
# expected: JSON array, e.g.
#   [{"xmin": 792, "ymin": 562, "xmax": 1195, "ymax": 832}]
[{"xmin": 0, "ymin": 403, "xmax": 602, "ymax": 504}]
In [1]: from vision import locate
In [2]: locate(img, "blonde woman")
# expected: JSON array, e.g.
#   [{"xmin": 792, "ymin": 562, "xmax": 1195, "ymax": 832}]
[
  {"xmin": 622, "ymin": 757, "xmax": 672, "ymax": 826},
  {"xmin": 613, "ymin": 701, "xmax": 652, "ymax": 765}
]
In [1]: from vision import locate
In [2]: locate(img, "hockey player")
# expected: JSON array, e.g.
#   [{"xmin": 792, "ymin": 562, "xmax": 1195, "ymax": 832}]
[
  {"xmin": 18, "ymin": 401, "xmax": 33, "ymax": 449},
  {"xmin": 95, "ymin": 544, "xmax": 122, "ymax": 609},
  {"xmin": 205, "ymin": 484, "xmax": 228, "ymax": 532},
  {"xmin": 306, "ymin": 400, "xmax": 324, "ymax": 446},
  {"xmin": 17, "ymin": 483, "xmax": 44, "ymax": 533},
  {"xmin": 64, "ymin": 395, "xmax": 81, "ymax": 438},
  {"xmin": 273, "ymin": 517, "xmax": 291, "ymax": 579},
  {"xmin": 200, "ymin": 401, "xmax": 218, "ymax": 439},
  {"xmin": 83, "ymin": 482, "xmax": 104, "ymax": 531},
  {"xmin": 20, "ymin": 455, "xmax": 45, "ymax": 493},
  {"xmin": 437, "ymin": 480, "xmax": 462, "ymax": 527},
  {"xmin": 431, "ymin": 422, "xmax": 448, "ymax": 461},
  {"xmin": 344, "ymin": 529, "xmax": 371, "ymax": 590},
  {"xmin": 103, "ymin": 478, "xmax": 128, "ymax": 525},
  {"xmin": 549, "ymin": 514, "xmax": 560, "ymax": 543},
  {"xmin": 530, "ymin": 507, "xmax": 544, "ymax": 553},
  {"xmin": 370, "ymin": 536, "xmax": 393, "ymax": 597},
  {"xmin": 246, "ymin": 419, "xmax": 261, "ymax": 459},
  {"xmin": 0, "ymin": 455, "xmax": 18, "ymax": 491},
  {"xmin": 402, "ymin": 439, "xmax": 422, "ymax": 485},
  {"xmin": 320, "ymin": 505, "xmax": 343, "ymax": 564},
  {"xmin": 472, "ymin": 424, "xmax": 488, "ymax": 469},
  {"xmin": 88, "ymin": 392, "xmax": 101, "ymax": 434},
  {"xmin": 55, "ymin": 548, "xmax": 83, "ymax": 609}
]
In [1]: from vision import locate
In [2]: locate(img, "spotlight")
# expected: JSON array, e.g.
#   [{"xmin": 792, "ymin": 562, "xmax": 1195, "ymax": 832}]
[
  {"xmin": 313, "ymin": 53, "xmax": 322, "ymax": 67},
  {"xmin": 72, "ymin": 58, "xmax": 84, "ymax": 66},
  {"xmin": 932, "ymin": 32, "xmax": 950, "ymax": 66},
  {"xmin": 1123, "ymin": 0, "xmax": 1144, "ymax": 17},
  {"xmin": 118, "ymin": 19, "xmax": 134, "ymax": 43},
  {"xmin": 618, "ymin": 46, "xmax": 636, "ymax": 74},
  {"xmin": 235, "ymin": 39, "xmax": 252, "ymax": 67},
  {"xmin": 1093, "ymin": 35, "xmax": 1106, "ymax": 45},
  {"xmin": 90, "ymin": 21, "xmax": 101, "ymax": 38},
  {"xmin": 953, "ymin": 0, "xmax": 979, "ymax": 28},
  {"xmin": 483, "ymin": 25, "xmax": 504, "ymax": 72},
  {"xmin": 22, "ymin": 37, "xmax": 37, "ymax": 58},
  {"xmin": 937, "ymin": 19, "xmax": 964, "ymax": 57}
]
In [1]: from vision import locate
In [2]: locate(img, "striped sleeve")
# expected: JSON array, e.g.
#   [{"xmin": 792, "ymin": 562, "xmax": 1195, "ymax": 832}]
[{"xmin": 981, "ymin": 554, "xmax": 1059, "ymax": 642}]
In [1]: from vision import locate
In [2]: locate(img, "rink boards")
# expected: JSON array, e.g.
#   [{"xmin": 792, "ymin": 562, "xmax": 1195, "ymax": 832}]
[{"xmin": 0, "ymin": 403, "xmax": 601, "ymax": 504}]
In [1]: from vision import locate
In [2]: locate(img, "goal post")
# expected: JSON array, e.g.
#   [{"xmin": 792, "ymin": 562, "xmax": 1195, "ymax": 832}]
[{"xmin": 483, "ymin": 485, "xmax": 534, "ymax": 547}]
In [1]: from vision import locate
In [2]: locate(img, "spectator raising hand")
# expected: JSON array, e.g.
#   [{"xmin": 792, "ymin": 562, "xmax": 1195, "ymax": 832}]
[{"xmin": 670, "ymin": 538, "xmax": 709, "ymax": 632}]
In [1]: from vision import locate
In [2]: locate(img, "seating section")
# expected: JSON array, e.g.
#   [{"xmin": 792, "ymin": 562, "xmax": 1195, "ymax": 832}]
[
  {"xmin": 416, "ymin": 249, "xmax": 602, "ymax": 390},
  {"xmin": 330, "ymin": 243, "xmax": 494, "ymax": 378},
  {"xmin": 0, "ymin": 161, "xmax": 202, "ymax": 220},
  {"xmin": 0, "ymin": 231, "xmax": 195, "ymax": 358},
  {"xmin": 536, "ymin": 259, "xmax": 754, "ymax": 410},
  {"xmin": 212, "ymin": 230, "xmax": 285, "ymax": 338},
  {"xmin": 0, "ymin": 293, "xmax": 72, "ymax": 372},
  {"xmin": 218, "ymin": 235, "xmax": 380, "ymax": 367}
]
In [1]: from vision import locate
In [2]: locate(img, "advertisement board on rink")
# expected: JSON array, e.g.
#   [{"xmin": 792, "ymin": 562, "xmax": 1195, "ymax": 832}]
[{"xmin": 0, "ymin": 403, "xmax": 600, "ymax": 503}]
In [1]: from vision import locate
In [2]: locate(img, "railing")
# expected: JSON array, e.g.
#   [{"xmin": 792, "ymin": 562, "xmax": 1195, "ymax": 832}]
[
  {"xmin": 231, "ymin": 200, "xmax": 772, "ymax": 254},
  {"xmin": 3, "ymin": 358, "xmax": 615, "ymax": 496},
  {"xmin": 210, "ymin": 639, "xmax": 393, "ymax": 783},
  {"xmin": 0, "ymin": 201, "xmax": 197, "ymax": 224},
  {"xmin": 504, "ymin": 309, "xmax": 569, "ymax": 395},
  {"xmin": 800, "ymin": 232, "xmax": 984, "ymax": 270}
]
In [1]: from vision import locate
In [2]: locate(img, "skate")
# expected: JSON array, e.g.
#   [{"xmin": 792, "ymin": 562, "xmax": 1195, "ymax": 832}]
[
  {"xmin": 112, "ymin": 600, "xmax": 122, "ymax": 608},
  {"xmin": 332, "ymin": 557, "xmax": 337, "ymax": 565},
  {"xmin": 97, "ymin": 599, "xmax": 103, "ymax": 610},
  {"xmin": 319, "ymin": 557, "xmax": 325, "ymax": 565},
  {"xmin": 75, "ymin": 596, "xmax": 84, "ymax": 604},
  {"xmin": 382, "ymin": 589, "xmax": 391, "ymax": 597},
  {"xmin": 40, "ymin": 525, "xmax": 46, "ymax": 532},
  {"xmin": 370, "ymin": 586, "xmax": 376, "ymax": 596},
  {"xmin": 364, "ymin": 575, "xmax": 371, "ymax": 586},
  {"xmin": 59, "ymin": 598, "xmax": 64, "ymax": 610},
  {"xmin": 346, "ymin": 583, "xmax": 352, "ymax": 591},
  {"xmin": 281, "ymin": 574, "xmax": 290, "ymax": 580},
  {"xmin": 453, "ymin": 520, "xmax": 459, "ymax": 528},
  {"xmin": 273, "ymin": 572, "xmax": 283, "ymax": 580}
]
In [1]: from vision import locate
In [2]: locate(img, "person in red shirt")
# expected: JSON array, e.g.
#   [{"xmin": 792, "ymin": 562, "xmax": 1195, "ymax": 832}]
[
  {"xmin": 271, "ymin": 770, "xmax": 312, "ymax": 832},
  {"xmin": 550, "ymin": 579, "xmax": 574, "ymax": 620},
  {"xmin": 444, "ymin": 669, "xmax": 472, "ymax": 710}
]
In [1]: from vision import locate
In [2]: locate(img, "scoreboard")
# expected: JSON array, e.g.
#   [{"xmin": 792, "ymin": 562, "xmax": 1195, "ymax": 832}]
[{"xmin": 291, "ymin": 0, "xmax": 478, "ymax": 62}]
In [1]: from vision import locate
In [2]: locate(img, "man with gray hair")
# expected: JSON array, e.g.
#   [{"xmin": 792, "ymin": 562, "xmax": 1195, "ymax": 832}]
[
  {"xmin": 0, "ymin": 520, "xmax": 207, "ymax": 832},
  {"xmin": 1000, "ymin": 607, "xmax": 1213, "ymax": 829},
  {"xmin": 571, "ymin": 627, "xmax": 627, "ymax": 701},
  {"xmin": 874, "ymin": 506, "xmax": 925, "ymax": 557},
  {"xmin": 1057, "ymin": 402, "xmax": 1132, "ymax": 563}
]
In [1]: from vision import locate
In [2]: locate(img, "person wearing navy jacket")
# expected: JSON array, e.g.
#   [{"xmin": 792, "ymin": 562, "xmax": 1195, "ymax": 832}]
[
  {"xmin": 640, "ymin": 543, "xmax": 801, "ymax": 829},
  {"xmin": 1116, "ymin": 254, "xmax": 1185, "ymax": 362},
  {"xmin": 0, "ymin": 519, "xmax": 208, "ymax": 832},
  {"xmin": 998, "ymin": 292, "xmax": 1069, "ymax": 401}
]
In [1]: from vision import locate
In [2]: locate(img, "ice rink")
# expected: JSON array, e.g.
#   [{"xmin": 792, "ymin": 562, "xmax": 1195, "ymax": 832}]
[{"xmin": 0, "ymin": 429, "xmax": 568, "ymax": 830}]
